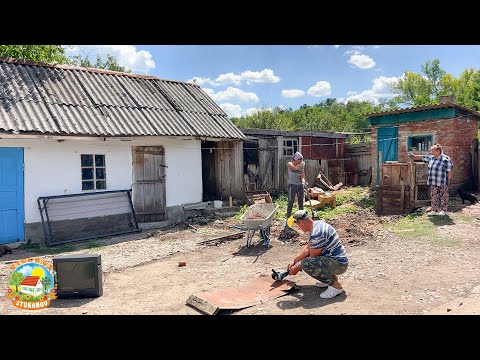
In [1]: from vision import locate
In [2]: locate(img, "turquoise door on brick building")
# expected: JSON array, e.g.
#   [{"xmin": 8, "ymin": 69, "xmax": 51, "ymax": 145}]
[
  {"xmin": 0, "ymin": 148, "xmax": 24, "ymax": 243},
  {"xmin": 376, "ymin": 127, "xmax": 398, "ymax": 185}
]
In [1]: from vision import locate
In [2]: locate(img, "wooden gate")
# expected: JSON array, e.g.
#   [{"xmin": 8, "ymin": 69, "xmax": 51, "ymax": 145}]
[{"xmin": 132, "ymin": 146, "xmax": 166, "ymax": 222}]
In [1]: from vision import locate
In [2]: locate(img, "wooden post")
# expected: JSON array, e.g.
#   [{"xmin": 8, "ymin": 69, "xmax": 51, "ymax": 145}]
[
  {"xmin": 375, "ymin": 185, "xmax": 382, "ymax": 215},
  {"xmin": 400, "ymin": 179, "xmax": 405, "ymax": 214},
  {"xmin": 379, "ymin": 151, "xmax": 383, "ymax": 186},
  {"xmin": 408, "ymin": 158, "xmax": 415, "ymax": 212}
]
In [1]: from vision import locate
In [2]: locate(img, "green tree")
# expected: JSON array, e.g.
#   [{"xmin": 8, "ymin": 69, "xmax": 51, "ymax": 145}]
[
  {"xmin": 42, "ymin": 276, "xmax": 51, "ymax": 292},
  {"xmin": 0, "ymin": 45, "xmax": 71, "ymax": 64},
  {"xmin": 391, "ymin": 71, "xmax": 432, "ymax": 106},
  {"xmin": 9, "ymin": 272, "xmax": 24, "ymax": 293},
  {"xmin": 421, "ymin": 59, "xmax": 446, "ymax": 98},
  {"xmin": 0, "ymin": 45, "xmax": 130, "ymax": 73},
  {"xmin": 232, "ymin": 99, "xmax": 383, "ymax": 133},
  {"xmin": 70, "ymin": 54, "xmax": 131, "ymax": 73}
]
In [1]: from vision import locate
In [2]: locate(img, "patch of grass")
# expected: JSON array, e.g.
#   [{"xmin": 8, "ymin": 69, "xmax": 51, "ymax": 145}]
[
  {"xmin": 334, "ymin": 187, "xmax": 374, "ymax": 208},
  {"xmin": 16, "ymin": 241, "xmax": 78, "ymax": 255},
  {"xmin": 387, "ymin": 213, "xmax": 461, "ymax": 246},
  {"xmin": 387, "ymin": 213, "xmax": 436, "ymax": 237},
  {"xmin": 235, "ymin": 187, "xmax": 374, "ymax": 222},
  {"xmin": 42, "ymin": 244, "xmax": 77, "ymax": 254},
  {"xmin": 273, "ymin": 193, "xmax": 289, "ymax": 220},
  {"xmin": 450, "ymin": 213, "xmax": 476, "ymax": 224},
  {"xmin": 235, "ymin": 204, "xmax": 249, "ymax": 220},
  {"xmin": 16, "ymin": 241, "xmax": 41, "ymax": 250},
  {"xmin": 315, "ymin": 204, "xmax": 358, "ymax": 221},
  {"xmin": 84, "ymin": 242, "xmax": 107, "ymax": 250}
]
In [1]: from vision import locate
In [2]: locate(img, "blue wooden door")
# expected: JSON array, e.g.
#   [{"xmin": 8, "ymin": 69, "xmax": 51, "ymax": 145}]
[
  {"xmin": 0, "ymin": 148, "xmax": 24, "ymax": 243},
  {"xmin": 376, "ymin": 127, "xmax": 398, "ymax": 184}
]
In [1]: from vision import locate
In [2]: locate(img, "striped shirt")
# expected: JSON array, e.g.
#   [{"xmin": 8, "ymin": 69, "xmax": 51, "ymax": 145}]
[
  {"xmin": 421, "ymin": 154, "xmax": 453, "ymax": 186},
  {"xmin": 309, "ymin": 220, "xmax": 348, "ymax": 264}
]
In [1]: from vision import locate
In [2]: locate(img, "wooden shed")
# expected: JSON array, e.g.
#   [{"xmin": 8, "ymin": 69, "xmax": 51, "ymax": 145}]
[
  {"xmin": 366, "ymin": 97, "xmax": 480, "ymax": 192},
  {"xmin": 240, "ymin": 129, "xmax": 351, "ymax": 193}
]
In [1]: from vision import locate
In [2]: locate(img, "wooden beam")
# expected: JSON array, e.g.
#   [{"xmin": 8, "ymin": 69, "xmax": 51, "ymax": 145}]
[{"xmin": 198, "ymin": 231, "xmax": 246, "ymax": 245}]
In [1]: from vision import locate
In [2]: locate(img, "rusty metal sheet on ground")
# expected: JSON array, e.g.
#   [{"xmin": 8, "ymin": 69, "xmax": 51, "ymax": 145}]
[{"xmin": 186, "ymin": 274, "xmax": 296, "ymax": 315}]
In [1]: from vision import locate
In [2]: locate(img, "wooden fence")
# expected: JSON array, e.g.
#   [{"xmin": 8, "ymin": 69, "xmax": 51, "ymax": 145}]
[{"xmin": 345, "ymin": 142, "xmax": 372, "ymax": 185}]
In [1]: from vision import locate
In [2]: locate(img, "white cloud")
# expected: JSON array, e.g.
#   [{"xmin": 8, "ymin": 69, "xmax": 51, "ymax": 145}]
[
  {"xmin": 307, "ymin": 45, "xmax": 321, "ymax": 49},
  {"xmin": 345, "ymin": 75, "xmax": 401, "ymax": 104},
  {"xmin": 344, "ymin": 49, "xmax": 359, "ymax": 56},
  {"xmin": 19, "ymin": 265, "xmax": 33, "ymax": 277},
  {"xmin": 207, "ymin": 87, "xmax": 259, "ymax": 103},
  {"xmin": 220, "ymin": 103, "xmax": 243, "ymax": 118},
  {"xmin": 281, "ymin": 89, "xmax": 305, "ymax": 98},
  {"xmin": 187, "ymin": 77, "xmax": 218, "ymax": 87},
  {"xmin": 333, "ymin": 45, "xmax": 340, "ymax": 49},
  {"xmin": 307, "ymin": 81, "xmax": 331, "ymax": 97},
  {"xmin": 372, "ymin": 76, "xmax": 400, "ymax": 93},
  {"xmin": 373, "ymin": 45, "xmax": 381, "ymax": 49},
  {"xmin": 348, "ymin": 53, "xmax": 376, "ymax": 69},
  {"xmin": 69, "ymin": 45, "xmax": 155, "ymax": 73},
  {"xmin": 203, "ymin": 88, "xmax": 215, "ymax": 96},
  {"xmin": 215, "ymin": 69, "xmax": 280, "ymax": 85}
]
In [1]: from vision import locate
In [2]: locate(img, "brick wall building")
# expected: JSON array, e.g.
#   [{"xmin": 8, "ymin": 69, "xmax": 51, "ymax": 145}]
[{"xmin": 367, "ymin": 101, "xmax": 480, "ymax": 191}]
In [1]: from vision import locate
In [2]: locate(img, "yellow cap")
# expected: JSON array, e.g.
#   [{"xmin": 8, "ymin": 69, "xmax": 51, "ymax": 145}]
[{"xmin": 287, "ymin": 216, "xmax": 296, "ymax": 228}]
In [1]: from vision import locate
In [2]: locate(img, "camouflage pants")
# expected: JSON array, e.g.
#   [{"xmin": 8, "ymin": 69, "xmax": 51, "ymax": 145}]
[
  {"xmin": 301, "ymin": 257, "xmax": 348, "ymax": 285},
  {"xmin": 431, "ymin": 184, "xmax": 449, "ymax": 212}
]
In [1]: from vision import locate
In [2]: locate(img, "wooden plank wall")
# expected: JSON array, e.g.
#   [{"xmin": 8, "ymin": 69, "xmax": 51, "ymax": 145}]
[
  {"xmin": 381, "ymin": 163, "xmax": 412, "ymax": 187},
  {"xmin": 215, "ymin": 140, "xmax": 244, "ymax": 201},
  {"xmin": 345, "ymin": 143, "xmax": 372, "ymax": 185},
  {"xmin": 277, "ymin": 158, "xmax": 328, "ymax": 192},
  {"xmin": 375, "ymin": 185, "xmax": 411, "ymax": 215},
  {"xmin": 258, "ymin": 137, "xmax": 277, "ymax": 191}
]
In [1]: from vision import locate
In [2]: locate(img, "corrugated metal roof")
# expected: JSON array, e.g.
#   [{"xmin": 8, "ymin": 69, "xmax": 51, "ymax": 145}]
[
  {"xmin": 365, "ymin": 102, "xmax": 480, "ymax": 119},
  {"xmin": 0, "ymin": 58, "xmax": 246, "ymax": 139}
]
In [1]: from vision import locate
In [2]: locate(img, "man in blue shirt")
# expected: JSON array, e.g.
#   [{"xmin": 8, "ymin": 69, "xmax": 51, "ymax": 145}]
[
  {"xmin": 408, "ymin": 143, "xmax": 453, "ymax": 216},
  {"xmin": 286, "ymin": 210, "xmax": 348, "ymax": 299}
]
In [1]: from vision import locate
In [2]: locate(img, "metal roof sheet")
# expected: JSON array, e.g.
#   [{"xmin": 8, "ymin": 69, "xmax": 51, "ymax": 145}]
[{"xmin": 0, "ymin": 58, "xmax": 245, "ymax": 139}]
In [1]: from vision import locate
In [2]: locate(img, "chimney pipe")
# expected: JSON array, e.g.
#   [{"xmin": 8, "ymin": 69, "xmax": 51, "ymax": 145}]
[{"xmin": 439, "ymin": 95, "xmax": 456, "ymax": 104}]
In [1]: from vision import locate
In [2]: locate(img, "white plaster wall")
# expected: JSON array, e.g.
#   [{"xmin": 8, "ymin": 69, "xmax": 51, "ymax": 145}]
[{"xmin": 0, "ymin": 137, "xmax": 202, "ymax": 223}]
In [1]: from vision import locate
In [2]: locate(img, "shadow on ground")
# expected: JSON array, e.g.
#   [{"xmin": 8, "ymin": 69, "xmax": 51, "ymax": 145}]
[
  {"xmin": 49, "ymin": 297, "xmax": 97, "ymax": 309},
  {"xmin": 276, "ymin": 285, "xmax": 347, "ymax": 311}
]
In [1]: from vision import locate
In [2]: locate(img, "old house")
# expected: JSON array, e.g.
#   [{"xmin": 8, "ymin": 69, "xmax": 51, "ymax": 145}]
[
  {"xmin": 367, "ymin": 97, "xmax": 480, "ymax": 191},
  {"xmin": 240, "ymin": 128, "xmax": 351, "ymax": 193},
  {"xmin": 0, "ymin": 58, "xmax": 245, "ymax": 245},
  {"xmin": 20, "ymin": 276, "xmax": 43, "ymax": 296}
]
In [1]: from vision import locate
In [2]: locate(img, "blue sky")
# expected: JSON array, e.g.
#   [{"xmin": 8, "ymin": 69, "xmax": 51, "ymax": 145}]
[{"xmin": 70, "ymin": 45, "xmax": 480, "ymax": 118}]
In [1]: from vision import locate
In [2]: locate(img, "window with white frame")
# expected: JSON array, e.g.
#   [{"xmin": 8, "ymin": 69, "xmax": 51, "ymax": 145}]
[
  {"xmin": 283, "ymin": 138, "xmax": 299, "ymax": 156},
  {"xmin": 81, "ymin": 154, "xmax": 106, "ymax": 190}
]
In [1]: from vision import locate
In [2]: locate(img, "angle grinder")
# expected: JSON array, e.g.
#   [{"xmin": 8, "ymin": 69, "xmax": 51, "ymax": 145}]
[{"xmin": 271, "ymin": 268, "xmax": 289, "ymax": 281}]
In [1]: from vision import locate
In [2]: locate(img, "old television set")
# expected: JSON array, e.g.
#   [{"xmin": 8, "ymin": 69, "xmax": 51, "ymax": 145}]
[{"xmin": 53, "ymin": 254, "xmax": 103, "ymax": 298}]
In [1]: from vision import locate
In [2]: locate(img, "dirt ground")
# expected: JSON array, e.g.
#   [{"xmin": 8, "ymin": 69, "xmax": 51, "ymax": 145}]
[{"xmin": 2, "ymin": 198, "xmax": 480, "ymax": 315}]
